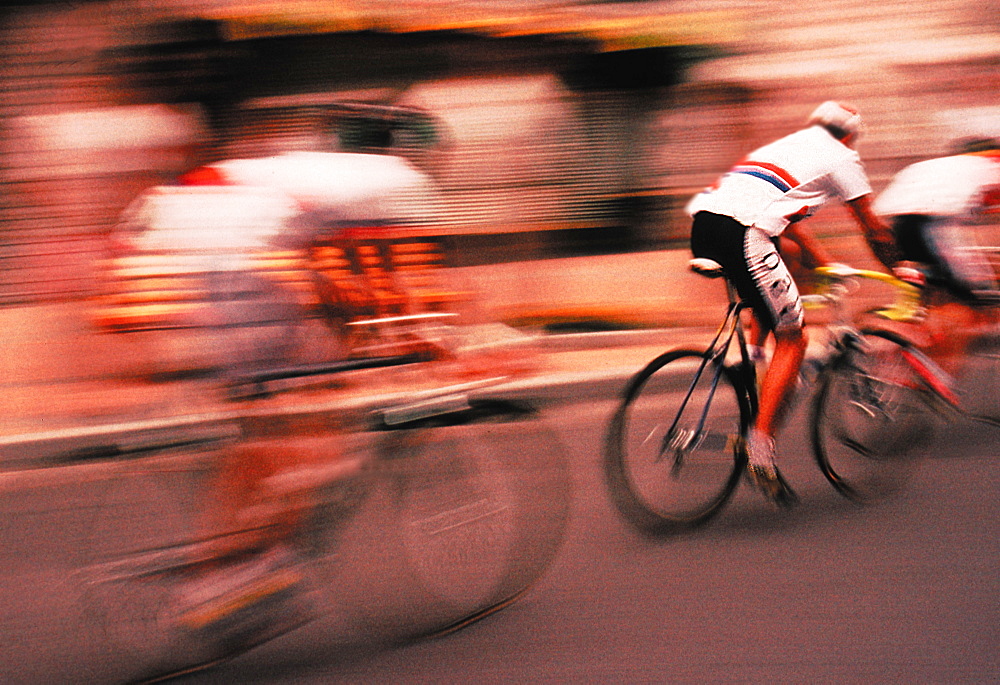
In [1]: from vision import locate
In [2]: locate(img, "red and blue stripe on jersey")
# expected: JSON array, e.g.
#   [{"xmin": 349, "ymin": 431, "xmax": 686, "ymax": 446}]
[{"xmin": 730, "ymin": 160, "xmax": 799, "ymax": 193}]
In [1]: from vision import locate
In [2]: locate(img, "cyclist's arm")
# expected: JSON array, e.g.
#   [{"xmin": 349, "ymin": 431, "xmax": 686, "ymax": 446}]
[
  {"xmin": 783, "ymin": 222, "xmax": 833, "ymax": 269},
  {"xmin": 846, "ymin": 194, "xmax": 900, "ymax": 270}
]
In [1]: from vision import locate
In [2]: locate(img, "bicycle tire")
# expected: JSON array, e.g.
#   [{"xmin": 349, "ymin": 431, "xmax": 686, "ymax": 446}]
[
  {"xmin": 811, "ymin": 329, "xmax": 929, "ymax": 503},
  {"xmin": 605, "ymin": 349, "xmax": 751, "ymax": 533},
  {"xmin": 347, "ymin": 400, "xmax": 571, "ymax": 643}
]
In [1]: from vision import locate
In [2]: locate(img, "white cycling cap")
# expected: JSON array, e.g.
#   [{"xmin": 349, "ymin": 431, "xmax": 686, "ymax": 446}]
[{"xmin": 808, "ymin": 101, "xmax": 862, "ymax": 140}]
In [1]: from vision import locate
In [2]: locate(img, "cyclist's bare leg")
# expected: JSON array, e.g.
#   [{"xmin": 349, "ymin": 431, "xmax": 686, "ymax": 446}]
[
  {"xmin": 200, "ymin": 443, "xmax": 311, "ymax": 562},
  {"xmin": 744, "ymin": 323, "xmax": 804, "ymax": 506},
  {"xmin": 195, "ymin": 418, "xmax": 347, "ymax": 567},
  {"xmin": 744, "ymin": 312, "xmax": 769, "ymax": 360},
  {"xmin": 163, "ymin": 424, "xmax": 349, "ymax": 651},
  {"xmin": 755, "ymin": 325, "xmax": 808, "ymax": 437}
]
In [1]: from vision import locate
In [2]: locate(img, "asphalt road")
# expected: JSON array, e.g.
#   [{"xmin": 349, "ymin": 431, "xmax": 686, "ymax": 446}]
[
  {"xmin": 2, "ymin": 388, "xmax": 997, "ymax": 684},
  {"xmin": 221, "ymin": 398, "xmax": 999, "ymax": 684}
]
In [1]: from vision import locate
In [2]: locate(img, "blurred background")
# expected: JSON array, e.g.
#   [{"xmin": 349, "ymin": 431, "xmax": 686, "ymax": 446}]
[
  {"xmin": 1, "ymin": 0, "xmax": 999, "ymax": 419},
  {"xmin": 2, "ymin": 0, "xmax": 998, "ymax": 304},
  {"xmin": 2, "ymin": 5, "xmax": 999, "ymax": 683}
]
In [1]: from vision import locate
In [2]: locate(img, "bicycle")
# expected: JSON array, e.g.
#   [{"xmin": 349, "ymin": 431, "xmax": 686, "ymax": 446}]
[
  {"xmin": 74, "ymin": 358, "xmax": 571, "ymax": 684},
  {"xmin": 604, "ymin": 258, "xmax": 985, "ymax": 533}
]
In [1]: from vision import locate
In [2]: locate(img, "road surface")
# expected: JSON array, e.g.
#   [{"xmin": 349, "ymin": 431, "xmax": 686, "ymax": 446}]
[{"xmin": 1, "ymin": 390, "xmax": 998, "ymax": 683}]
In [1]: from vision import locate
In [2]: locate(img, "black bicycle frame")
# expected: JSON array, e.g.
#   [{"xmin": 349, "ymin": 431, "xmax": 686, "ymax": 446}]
[{"xmin": 661, "ymin": 286, "xmax": 755, "ymax": 459}]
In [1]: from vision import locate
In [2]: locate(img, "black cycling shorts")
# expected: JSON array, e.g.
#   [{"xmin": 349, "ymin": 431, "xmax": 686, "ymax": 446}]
[
  {"xmin": 690, "ymin": 212, "xmax": 803, "ymax": 334},
  {"xmin": 891, "ymin": 214, "xmax": 989, "ymax": 302}
]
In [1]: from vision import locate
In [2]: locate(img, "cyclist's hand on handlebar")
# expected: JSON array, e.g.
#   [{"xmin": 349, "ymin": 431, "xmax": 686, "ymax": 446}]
[{"xmin": 817, "ymin": 262, "xmax": 856, "ymax": 279}]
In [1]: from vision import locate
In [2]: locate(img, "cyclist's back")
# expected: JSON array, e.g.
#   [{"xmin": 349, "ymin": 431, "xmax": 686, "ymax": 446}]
[
  {"xmin": 875, "ymin": 140, "xmax": 1000, "ymax": 301},
  {"xmin": 688, "ymin": 124, "xmax": 873, "ymax": 238},
  {"xmin": 875, "ymin": 147, "xmax": 1000, "ymax": 219},
  {"xmin": 872, "ymin": 137, "xmax": 1000, "ymax": 376}
]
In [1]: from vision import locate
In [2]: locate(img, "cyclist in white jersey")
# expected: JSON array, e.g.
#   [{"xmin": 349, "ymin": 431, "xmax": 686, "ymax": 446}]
[
  {"xmin": 874, "ymin": 136, "xmax": 1000, "ymax": 375},
  {"xmin": 686, "ymin": 101, "xmax": 898, "ymax": 504}
]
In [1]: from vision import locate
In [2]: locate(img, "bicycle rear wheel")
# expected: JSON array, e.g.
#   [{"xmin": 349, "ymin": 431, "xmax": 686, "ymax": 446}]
[
  {"xmin": 605, "ymin": 349, "xmax": 750, "ymax": 533},
  {"xmin": 811, "ymin": 330, "xmax": 929, "ymax": 503}
]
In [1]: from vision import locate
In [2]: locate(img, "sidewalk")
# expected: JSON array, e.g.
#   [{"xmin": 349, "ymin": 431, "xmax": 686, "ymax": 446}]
[
  {"xmin": 4, "ymin": 238, "xmax": 997, "ymax": 472},
  {"xmin": 1, "ymin": 248, "xmax": 729, "ymax": 469},
  {"xmin": 0, "ymin": 327, "xmax": 712, "ymax": 471},
  {"xmin": 449, "ymin": 249, "xmax": 727, "ymax": 331}
]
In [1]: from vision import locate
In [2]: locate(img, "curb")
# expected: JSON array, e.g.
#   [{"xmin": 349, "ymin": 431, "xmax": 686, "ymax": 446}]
[
  {"xmin": 533, "ymin": 326, "xmax": 708, "ymax": 351},
  {"xmin": 0, "ymin": 328, "xmax": 659, "ymax": 474},
  {"xmin": 0, "ymin": 322, "xmax": 710, "ymax": 478},
  {"xmin": 0, "ymin": 363, "xmax": 639, "ymax": 474},
  {"xmin": 11, "ymin": 322, "xmax": 990, "ymax": 477}
]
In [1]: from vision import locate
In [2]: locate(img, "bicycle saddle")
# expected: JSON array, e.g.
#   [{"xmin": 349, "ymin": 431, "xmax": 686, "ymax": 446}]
[{"xmin": 689, "ymin": 258, "xmax": 725, "ymax": 278}]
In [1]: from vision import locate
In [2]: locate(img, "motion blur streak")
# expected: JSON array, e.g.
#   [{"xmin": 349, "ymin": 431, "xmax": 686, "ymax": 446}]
[{"xmin": 0, "ymin": 1, "xmax": 997, "ymax": 683}]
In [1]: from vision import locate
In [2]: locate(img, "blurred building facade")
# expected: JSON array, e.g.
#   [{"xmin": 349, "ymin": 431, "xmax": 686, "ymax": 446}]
[{"xmin": 1, "ymin": 0, "xmax": 998, "ymax": 303}]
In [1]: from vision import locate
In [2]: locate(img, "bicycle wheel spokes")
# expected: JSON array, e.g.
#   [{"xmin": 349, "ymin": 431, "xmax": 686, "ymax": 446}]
[
  {"xmin": 605, "ymin": 350, "xmax": 749, "ymax": 532},
  {"xmin": 811, "ymin": 331, "xmax": 929, "ymax": 503}
]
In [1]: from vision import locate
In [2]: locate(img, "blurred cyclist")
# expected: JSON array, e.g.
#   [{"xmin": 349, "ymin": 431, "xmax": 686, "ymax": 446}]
[
  {"xmin": 686, "ymin": 101, "xmax": 898, "ymax": 505},
  {"xmin": 874, "ymin": 136, "xmax": 1000, "ymax": 377}
]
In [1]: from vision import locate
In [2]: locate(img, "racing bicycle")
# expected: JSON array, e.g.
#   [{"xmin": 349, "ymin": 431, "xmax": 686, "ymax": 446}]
[{"xmin": 604, "ymin": 259, "xmax": 986, "ymax": 533}]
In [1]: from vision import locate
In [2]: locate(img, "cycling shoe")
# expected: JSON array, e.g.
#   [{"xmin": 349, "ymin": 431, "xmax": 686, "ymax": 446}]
[{"xmin": 746, "ymin": 462, "xmax": 798, "ymax": 508}]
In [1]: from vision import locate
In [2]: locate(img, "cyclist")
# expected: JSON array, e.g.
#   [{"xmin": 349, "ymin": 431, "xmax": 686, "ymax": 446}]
[
  {"xmin": 686, "ymin": 101, "xmax": 898, "ymax": 505},
  {"xmin": 873, "ymin": 136, "xmax": 1000, "ymax": 377}
]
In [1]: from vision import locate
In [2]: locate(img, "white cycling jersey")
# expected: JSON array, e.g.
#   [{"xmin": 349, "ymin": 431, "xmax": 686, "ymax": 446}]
[
  {"xmin": 875, "ymin": 151, "xmax": 1000, "ymax": 296},
  {"xmin": 873, "ymin": 152, "xmax": 1000, "ymax": 219},
  {"xmin": 686, "ymin": 125, "xmax": 872, "ymax": 237}
]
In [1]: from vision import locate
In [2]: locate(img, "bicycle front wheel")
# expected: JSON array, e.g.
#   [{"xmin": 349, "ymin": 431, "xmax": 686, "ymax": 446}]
[
  {"xmin": 347, "ymin": 400, "xmax": 571, "ymax": 642},
  {"xmin": 811, "ymin": 330, "xmax": 929, "ymax": 503},
  {"xmin": 605, "ymin": 349, "xmax": 750, "ymax": 533}
]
